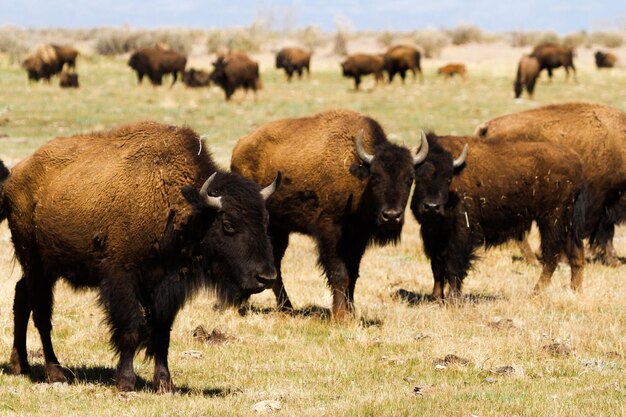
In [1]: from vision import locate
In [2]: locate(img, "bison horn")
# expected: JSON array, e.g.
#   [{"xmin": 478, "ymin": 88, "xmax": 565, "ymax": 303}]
[
  {"xmin": 260, "ymin": 171, "xmax": 282, "ymax": 201},
  {"xmin": 355, "ymin": 129, "xmax": 374, "ymax": 165},
  {"xmin": 199, "ymin": 172, "xmax": 223, "ymax": 209},
  {"xmin": 413, "ymin": 130, "xmax": 429, "ymax": 165},
  {"xmin": 453, "ymin": 144, "xmax": 469, "ymax": 168}
]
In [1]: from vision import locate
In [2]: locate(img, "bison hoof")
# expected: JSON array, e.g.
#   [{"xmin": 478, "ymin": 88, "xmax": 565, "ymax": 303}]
[
  {"xmin": 116, "ymin": 372, "xmax": 137, "ymax": 392},
  {"xmin": 9, "ymin": 348, "xmax": 30, "ymax": 375},
  {"xmin": 154, "ymin": 377, "xmax": 177, "ymax": 394},
  {"xmin": 45, "ymin": 363, "xmax": 67, "ymax": 383}
]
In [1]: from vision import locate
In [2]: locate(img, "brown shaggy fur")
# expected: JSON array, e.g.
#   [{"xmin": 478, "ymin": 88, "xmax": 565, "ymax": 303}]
[
  {"xmin": 383, "ymin": 45, "xmax": 423, "ymax": 84},
  {"xmin": 59, "ymin": 71, "xmax": 79, "ymax": 88},
  {"xmin": 275, "ymin": 47, "xmax": 311, "ymax": 81},
  {"xmin": 341, "ymin": 53, "xmax": 385, "ymax": 90},
  {"xmin": 530, "ymin": 43, "xmax": 576, "ymax": 81},
  {"xmin": 21, "ymin": 45, "xmax": 59, "ymax": 83},
  {"xmin": 595, "ymin": 51, "xmax": 617, "ymax": 69},
  {"xmin": 514, "ymin": 55, "xmax": 540, "ymax": 99},
  {"xmin": 183, "ymin": 68, "xmax": 210, "ymax": 87},
  {"xmin": 437, "ymin": 63, "xmax": 467, "ymax": 81},
  {"xmin": 128, "ymin": 47, "xmax": 187, "ymax": 86},
  {"xmin": 475, "ymin": 102, "xmax": 626, "ymax": 265},
  {"xmin": 210, "ymin": 52, "xmax": 261, "ymax": 101}
]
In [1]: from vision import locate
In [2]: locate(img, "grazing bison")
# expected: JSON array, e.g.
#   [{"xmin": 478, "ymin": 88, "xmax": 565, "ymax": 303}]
[
  {"xmin": 59, "ymin": 71, "xmax": 79, "ymax": 88},
  {"xmin": 21, "ymin": 44, "xmax": 60, "ymax": 83},
  {"xmin": 0, "ymin": 121, "xmax": 279, "ymax": 392},
  {"xmin": 595, "ymin": 51, "xmax": 617, "ymax": 69},
  {"xmin": 231, "ymin": 109, "xmax": 428, "ymax": 320},
  {"xmin": 530, "ymin": 43, "xmax": 576, "ymax": 81},
  {"xmin": 51, "ymin": 44, "xmax": 79, "ymax": 70},
  {"xmin": 411, "ymin": 133, "xmax": 586, "ymax": 301},
  {"xmin": 383, "ymin": 45, "xmax": 423, "ymax": 84},
  {"xmin": 275, "ymin": 47, "xmax": 311, "ymax": 81},
  {"xmin": 340, "ymin": 53, "xmax": 385, "ymax": 90},
  {"xmin": 437, "ymin": 63, "xmax": 467, "ymax": 81},
  {"xmin": 128, "ymin": 46, "xmax": 187, "ymax": 86},
  {"xmin": 514, "ymin": 55, "xmax": 540, "ymax": 99},
  {"xmin": 210, "ymin": 52, "xmax": 261, "ymax": 101},
  {"xmin": 475, "ymin": 102, "xmax": 626, "ymax": 266},
  {"xmin": 183, "ymin": 68, "xmax": 211, "ymax": 87}
]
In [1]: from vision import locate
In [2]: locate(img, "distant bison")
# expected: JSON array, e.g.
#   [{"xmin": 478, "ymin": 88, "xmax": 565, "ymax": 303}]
[
  {"xmin": 437, "ymin": 63, "xmax": 467, "ymax": 81},
  {"xmin": 475, "ymin": 102, "xmax": 626, "ymax": 266},
  {"xmin": 340, "ymin": 53, "xmax": 385, "ymax": 90},
  {"xmin": 0, "ymin": 121, "xmax": 279, "ymax": 392},
  {"xmin": 128, "ymin": 46, "xmax": 187, "ymax": 86},
  {"xmin": 275, "ymin": 47, "xmax": 311, "ymax": 81},
  {"xmin": 231, "ymin": 109, "xmax": 428, "ymax": 320},
  {"xmin": 59, "ymin": 71, "xmax": 79, "ymax": 88},
  {"xmin": 411, "ymin": 133, "xmax": 586, "ymax": 301},
  {"xmin": 51, "ymin": 44, "xmax": 79, "ymax": 70},
  {"xmin": 514, "ymin": 55, "xmax": 540, "ymax": 99},
  {"xmin": 183, "ymin": 68, "xmax": 210, "ymax": 87},
  {"xmin": 384, "ymin": 45, "xmax": 423, "ymax": 84},
  {"xmin": 530, "ymin": 43, "xmax": 576, "ymax": 82},
  {"xmin": 21, "ymin": 44, "xmax": 79, "ymax": 83},
  {"xmin": 595, "ymin": 51, "xmax": 617, "ymax": 69},
  {"xmin": 210, "ymin": 52, "xmax": 261, "ymax": 101}
]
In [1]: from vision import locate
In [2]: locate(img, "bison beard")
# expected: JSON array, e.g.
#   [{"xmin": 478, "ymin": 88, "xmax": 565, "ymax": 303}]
[
  {"xmin": 231, "ymin": 109, "xmax": 427, "ymax": 320},
  {"xmin": 411, "ymin": 133, "xmax": 586, "ymax": 301},
  {"xmin": 0, "ymin": 121, "xmax": 278, "ymax": 392}
]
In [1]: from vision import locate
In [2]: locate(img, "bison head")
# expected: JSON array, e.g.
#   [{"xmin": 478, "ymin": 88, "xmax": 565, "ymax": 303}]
[
  {"xmin": 353, "ymin": 129, "xmax": 428, "ymax": 244},
  {"xmin": 181, "ymin": 171, "xmax": 281, "ymax": 305},
  {"xmin": 209, "ymin": 58, "xmax": 228, "ymax": 87},
  {"xmin": 411, "ymin": 133, "xmax": 468, "ymax": 217}
]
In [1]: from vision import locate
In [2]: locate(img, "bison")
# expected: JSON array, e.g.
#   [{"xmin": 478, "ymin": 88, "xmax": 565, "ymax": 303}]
[
  {"xmin": 340, "ymin": 53, "xmax": 385, "ymax": 90},
  {"xmin": 183, "ymin": 68, "xmax": 211, "ymax": 87},
  {"xmin": 514, "ymin": 55, "xmax": 540, "ymax": 99},
  {"xmin": 595, "ymin": 51, "xmax": 617, "ymax": 69},
  {"xmin": 383, "ymin": 45, "xmax": 423, "ymax": 84},
  {"xmin": 210, "ymin": 52, "xmax": 261, "ymax": 101},
  {"xmin": 51, "ymin": 44, "xmax": 79, "ymax": 70},
  {"xmin": 59, "ymin": 71, "xmax": 79, "ymax": 88},
  {"xmin": 275, "ymin": 47, "xmax": 311, "ymax": 81},
  {"xmin": 231, "ymin": 109, "xmax": 428, "ymax": 320},
  {"xmin": 475, "ymin": 102, "xmax": 626, "ymax": 266},
  {"xmin": 128, "ymin": 46, "xmax": 187, "ymax": 86},
  {"xmin": 530, "ymin": 43, "xmax": 576, "ymax": 82},
  {"xmin": 411, "ymin": 133, "xmax": 586, "ymax": 301},
  {"xmin": 0, "ymin": 121, "xmax": 280, "ymax": 392},
  {"xmin": 21, "ymin": 44, "xmax": 60, "ymax": 83},
  {"xmin": 437, "ymin": 63, "xmax": 467, "ymax": 81}
]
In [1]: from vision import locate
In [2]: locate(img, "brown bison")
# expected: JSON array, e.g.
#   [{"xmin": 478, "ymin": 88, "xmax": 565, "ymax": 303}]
[
  {"xmin": 530, "ymin": 43, "xmax": 576, "ymax": 81},
  {"xmin": 514, "ymin": 55, "xmax": 540, "ymax": 99},
  {"xmin": 275, "ymin": 47, "xmax": 311, "ymax": 81},
  {"xmin": 383, "ymin": 45, "xmax": 423, "ymax": 84},
  {"xmin": 595, "ymin": 51, "xmax": 617, "ymax": 69},
  {"xmin": 210, "ymin": 52, "xmax": 261, "ymax": 101},
  {"xmin": 51, "ymin": 44, "xmax": 79, "ymax": 70},
  {"xmin": 411, "ymin": 133, "xmax": 586, "ymax": 301},
  {"xmin": 183, "ymin": 68, "xmax": 211, "ymax": 87},
  {"xmin": 59, "ymin": 71, "xmax": 79, "ymax": 88},
  {"xmin": 21, "ymin": 44, "xmax": 79, "ymax": 83},
  {"xmin": 231, "ymin": 109, "xmax": 428, "ymax": 320},
  {"xmin": 437, "ymin": 63, "xmax": 467, "ymax": 81},
  {"xmin": 340, "ymin": 53, "xmax": 385, "ymax": 90},
  {"xmin": 475, "ymin": 102, "xmax": 626, "ymax": 266},
  {"xmin": 128, "ymin": 46, "xmax": 187, "ymax": 86},
  {"xmin": 0, "ymin": 121, "xmax": 279, "ymax": 392}
]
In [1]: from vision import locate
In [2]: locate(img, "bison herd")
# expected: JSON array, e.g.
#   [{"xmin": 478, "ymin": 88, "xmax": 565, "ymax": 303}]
[{"xmin": 6, "ymin": 41, "xmax": 626, "ymax": 393}]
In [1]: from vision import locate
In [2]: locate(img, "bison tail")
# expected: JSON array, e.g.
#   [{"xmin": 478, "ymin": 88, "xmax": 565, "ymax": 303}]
[{"xmin": 0, "ymin": 160, "xmax": 10, "ymax": 222}]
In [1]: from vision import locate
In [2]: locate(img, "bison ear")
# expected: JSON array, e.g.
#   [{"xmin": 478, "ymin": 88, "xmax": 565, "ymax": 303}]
[
  {"xmin": 349, "ymin": 161, "xmax": 370, "ymax": 179},
  {"xmin": 181, "ymin": 186, "xmax": 203, "ymax": 208}
]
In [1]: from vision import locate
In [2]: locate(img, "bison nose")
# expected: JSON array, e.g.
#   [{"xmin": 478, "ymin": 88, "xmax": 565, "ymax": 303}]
[
  {"xmin": 381, "ymin": 208, "xmax": 403, "ymax": 223},
  {"xmin": 422, "ymin": 202, "xmax": 443, "ymax": 214},
  {"xmin": 255, "ymin": 268, "xmax": 277, "ymax": 289}
]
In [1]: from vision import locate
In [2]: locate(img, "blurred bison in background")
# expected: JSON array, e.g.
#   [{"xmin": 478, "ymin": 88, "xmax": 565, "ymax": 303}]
[
  {"xmin": 411, "ymin": 133, "xmax": 586, "ymax": 302},
  {"xmin": 475, "ymin": 102, "xmax": 626, "ymax": 266},
  {"xmin": 340, "ymin": 53, "xmax": 385, "ymax": 90},
  {"xmin": 231, "ymin": 109, "xmax": 428, "ymax": 320},
  {"xmin": 183, "ymin": 68, "xmax": 210, "ymax": 87},
  {"xmin": 595, "ymin": 51, "xmax": 617, "ymax": 69},
  {"xmin": 276, "ymin": 47, "xmax": 311, "ymax": 81},
  {"xmin": 59, "ymin": 71, "xmax": 79, "ymax": 88},
  {"xmin": 437, "ymin": 63, "xmax": 467, "ymax": 81},
  {"xmin": 0, "ymin": 121, "xmax": 279, "ymax": 392},
  {"xmin": 128, "ymin": 46, "xmax": 187, "ymax": 86},
  {"xmin": 21, "ymin": 44, "xmax": 79, "ymax": 83},
  {"xmin": 210, "ymin": 52, "xmax": 261, "ymax": 101},
  {"xmin": 51, "ymin": 44, "xmax": 79, "ymax": 70},
  {"xmin": 384, "ymin": 45, "xmax": 423, "ymax": 84},
  {"xmin": 530, "ymin": 43, "xmax": 576, "ymax": 81},
  {"xmin": 514, "ymin": 55, "xmax": 540, "ymax": 99}
]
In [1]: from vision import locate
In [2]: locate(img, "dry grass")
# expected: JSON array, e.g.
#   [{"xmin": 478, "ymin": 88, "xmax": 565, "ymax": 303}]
[{"xmin": 0, "ymin": 38, "xmax": 625, "ymax": 416}]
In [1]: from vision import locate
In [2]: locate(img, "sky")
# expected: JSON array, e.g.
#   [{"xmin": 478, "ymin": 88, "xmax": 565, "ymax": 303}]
[{"xmin": 1, "ymin": 0, "xmax": 625, "ymax": 33}]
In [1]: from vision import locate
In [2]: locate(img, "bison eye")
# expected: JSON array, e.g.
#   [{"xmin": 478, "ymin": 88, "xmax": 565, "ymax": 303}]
[{"xmin": 222, "ymin": 220, "xmax": 236, "ymax": 235}]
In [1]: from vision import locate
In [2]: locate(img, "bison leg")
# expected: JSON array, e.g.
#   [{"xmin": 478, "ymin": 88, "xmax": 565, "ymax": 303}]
[
  {"xmin": 517, "ymin": 238, "xmax": 540, "ymax": 266},
  {"xmin": 297, "ymin": 68, "xmax": 303, "ymax": 79},
  {"xmin": 354, "ymin": 75, "xmax": 362, "ymax": 90},
  {"xmin": 533, "ymin": 220, "xmax": 561, "ymax": 292},
  {"xmin": 10, "ymin": 278, "xmax": 32, "ymax": 376},
  {"xmin": 400, "ymin": 70, "xmax": 406, "ymax": 84},
  {"xmin": 430, "ymin": 260, "xmax": 446, "ymax": 303},
  {"xmin": 318, "ymin": 237, "xmax": 352, "ymax": 321},
  {"xmin": 170, "ymin": 72, "xmax": 177, "ymax": 88},
  {"xmin": 564, "ymin": 241, "xmax": 585, "ymax": 292},
  {"xmin": 447, "ymin": 276, "xmax": 464, "ymax": 303},
  {"xmin": 145, "ymin": 300, "xmax": 177, "ymax": 393},
  {"xmin": 269, "ymin": 227, "xmax": 293, "ymax": 312},
  {"xmin": 345, "ymin": 241, "xmax": 367, "ymax": 312}
]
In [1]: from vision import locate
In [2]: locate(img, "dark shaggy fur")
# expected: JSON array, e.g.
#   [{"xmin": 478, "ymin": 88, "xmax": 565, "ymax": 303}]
[
  {"xmin": 595, "ymin": 51, "xmax": 617, "ymax": 69},
  {"xmin": 210, "ymin": 52, "xmax": 261, "ymax": 101},
  {"xmin": 183, "ymin": 68, "xmax": 210, "ymax": 87},
  {"xmin": 275, "ymin": 47, "xmax": 311, "ymax": 81},
  {"xmin": 0, "ymin": 121, "xmax": 277, "ymax": 392},
  {"xmin": 411, "ymin": 133, "xmax": 586, "ymax": 301},
  {"xmin": 231, "ymin": 109, "xmax": 423, "ymax": 320},
  {"xmin": 383, "ymin": 45, "xmax": 423, "ymax": 84},
  {"xmin": 340, "ymin": 53, "xmax": 385, "ymax": 90},
  {"xmin": 530, "ymin": 43, "xmax": 576, "ymax": 81},
  {"xmin": 128, "ymin": 47, "xmax": 187, "ymax": 86},
  {"xmin": 514, "ymin": 55, "xmax": 540, "ymax": 99}
]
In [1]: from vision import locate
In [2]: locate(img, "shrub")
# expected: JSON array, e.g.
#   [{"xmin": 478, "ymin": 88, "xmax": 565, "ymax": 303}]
[
  {"xmin": 296, "ymin": 25, "xmax": 327, "ymax": 52},
  {"xmin": 447, "ymin": 25, "xmax": 484, "ymax": 45},
  {"xmin": 95, "ymin": 28, "xmax": 192, "ymax": 55},
  {"xmin": 414, "ymin": 28, "xmax": 450, "ymax": 58},
  {"xmin": 206, "ymin": 28, "xmax": 261, "ymax": 54},
  {"xmin": 0, "ymin": 31, "xmax": 28, "ymax": 61},
  {"xmin": 509, "ymin": 30, "xmax": 560, "ymax": 47},
  {"xmin": 588, "ymin": 31, "xmax": 625, "ymax": 48},
  {"xmin": 563, "ymin": 31, "xmax": 587, "ymax": 48},
  {"xmin": 377, "ymin": 31, "xmax": 395, "ymax": 48},
  {"xmin": 333, "ymin": 31, "xmax": 349, "ymax": 56}
]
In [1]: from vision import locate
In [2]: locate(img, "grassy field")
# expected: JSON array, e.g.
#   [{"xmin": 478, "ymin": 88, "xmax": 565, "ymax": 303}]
[{"xmin": 0, "ymin": 44, "xmax": 625, "ymax": 416}]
